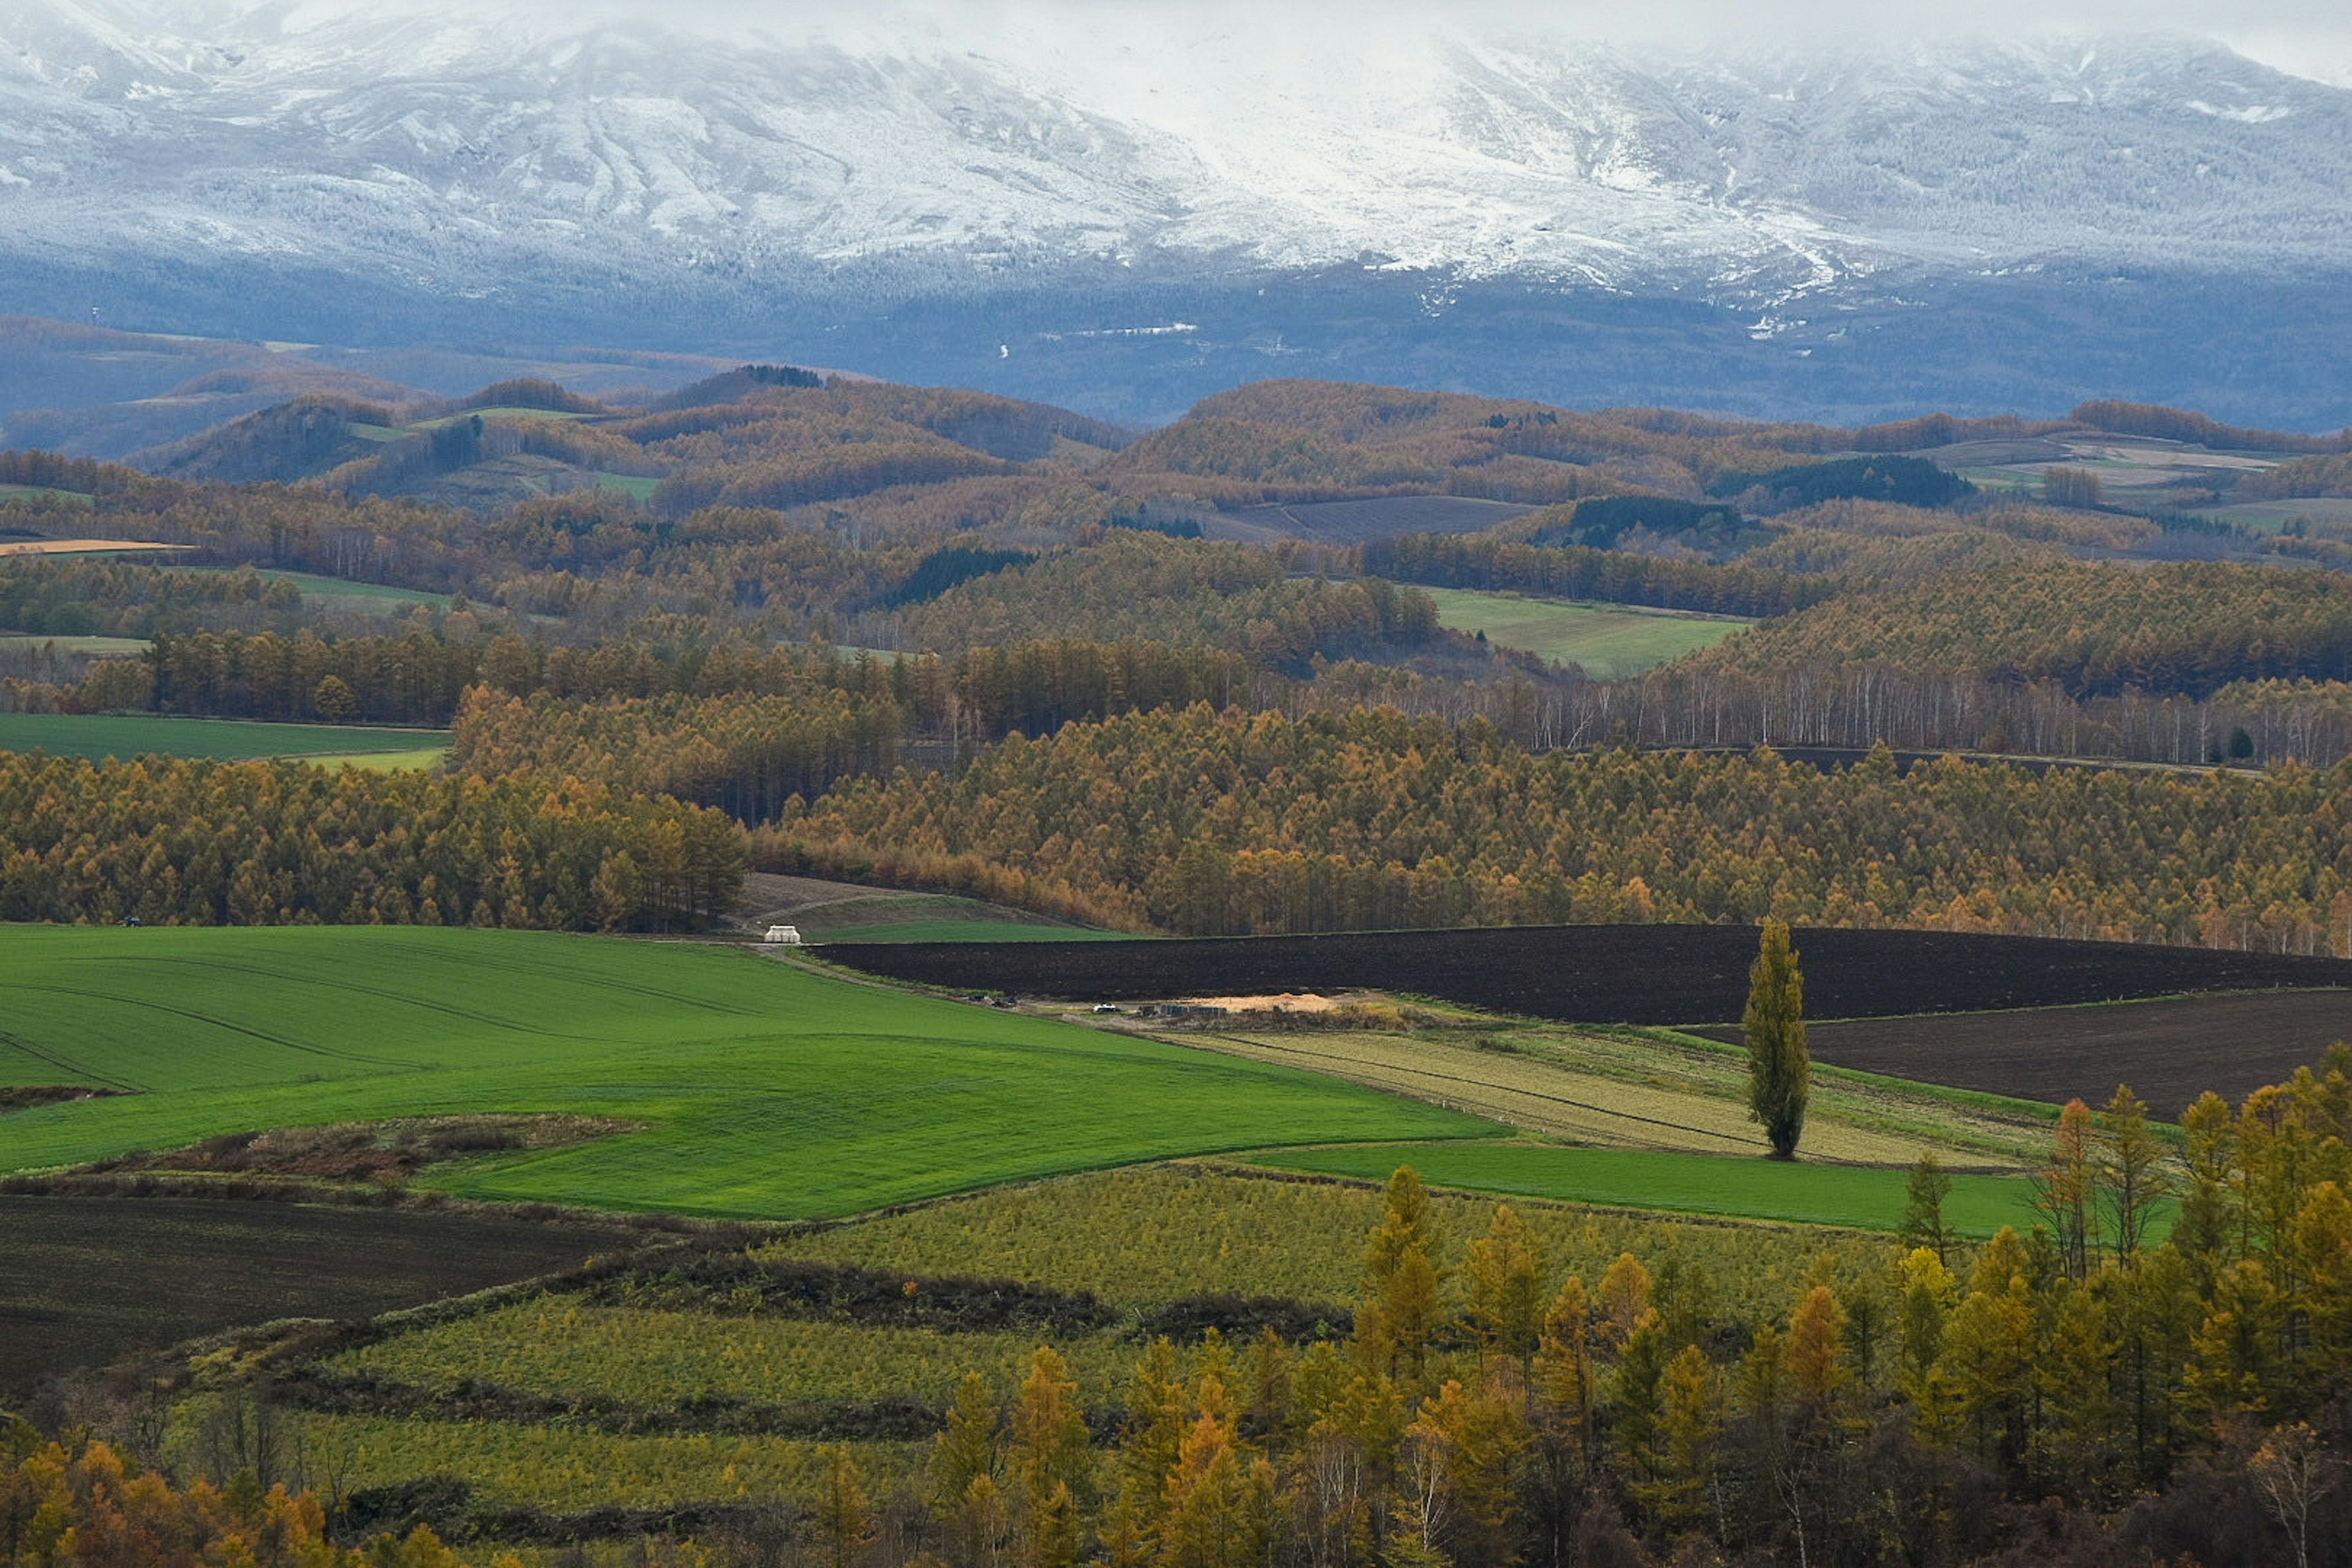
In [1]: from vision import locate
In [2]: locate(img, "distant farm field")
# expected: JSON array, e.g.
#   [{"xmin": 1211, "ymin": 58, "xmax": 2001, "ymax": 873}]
[
  {"xmin": 256, "ymin": 568, "xmax": 454, "ymax": 609},
  {"xmin": 0, "ymin": 1196, "xmax": 640, "ymax": 1400},
  {"xmin": 0, "ymin": 635, "xmax": 149, "ymax": 655},
  {"xmin": 0, "ymin": 927, "xmax": 1491, "ymax": 1218},
  {"xmin": 0, "ymin": 535, "xmax": 178, "ymax": 554},
  {"xmin": 1421, "ymin": 588, "xmax": 1750, "ymax": 677},
  {"xmin": 1251, "ymin": 1143, "xmax": 2041, "ymax": 1236},
  {"xmin": 827, "ymin": 925, "xmax": 2352, "ymax": 1031},
  {"xmin": 1708, "ymin": 990, "xmax": 2352, "ymax": 1115},
  {"xmin": 0, "ymin": 712, "xmax": 448, "ymax": 764}
]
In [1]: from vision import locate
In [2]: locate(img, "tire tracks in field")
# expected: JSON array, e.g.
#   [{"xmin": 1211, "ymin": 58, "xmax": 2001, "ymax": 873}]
[
  {"xmin": 405, "ymin": 945, "xmax": 772, "ymax": 1020},
  {"xmin": 64, "ymin": 955, "xmax": 617, "ymax": 1045},
  {"xmin": 0, "ymin": 1029, "xmax": 145, "ymax": 1093},
  {"xmin": 4, "ymin": 983, "xmax": 424, "ymax": 1072},
  {"xmin": 1191, "ymin": 1031, "xmax": 1774, "ymax": 1153}
]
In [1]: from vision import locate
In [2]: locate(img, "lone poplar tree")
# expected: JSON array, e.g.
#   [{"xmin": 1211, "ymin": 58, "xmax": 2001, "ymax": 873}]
[{"xmin": 1744, "ymin": 918, "xmax": 1810, "ymax": 1159}]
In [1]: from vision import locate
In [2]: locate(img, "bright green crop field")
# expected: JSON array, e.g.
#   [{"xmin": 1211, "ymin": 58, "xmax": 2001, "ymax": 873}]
[
  {"xmin": 1422, "ymin": 588, "xmax": 1749, "ymax": 677},
  {"xmin": 0, "ymin": 927, "xmax": 1491, "ymax": 1217},
  {"xmin": 0, "ymin": 712, "xmax": 448, "ymax": 765},
  {"xmin": 1252, "ymin": 1142, "xmax": 2041, "ymax": 1237}
]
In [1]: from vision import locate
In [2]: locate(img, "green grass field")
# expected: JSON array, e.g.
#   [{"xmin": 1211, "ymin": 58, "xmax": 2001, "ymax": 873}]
[
  {"xmin": 0, "ymin": 485, "xmax": 94, "ymax": 506},
  {"xmin": 0, "ymin": 712, "xmax": 448, "ymax": 764},
  {"xmin": 257, "ymin": 570, "xmax": 454, "ymax": 610},
  {"xmin": 0, "ymin": 927, "xmax": 1492, "ymax": 1218},
  {"xmin": 1420, "ymin": 589, "xmax": 1749, "ymax": 677},
  {"xmin": 592, "ymin": 473, "xmax": 662, "ymax": 502},
  {"xmin": 0, "ymin": 635, "xmax": 149, "ymax": 655},
  {"xmin": 1250, "ymin": 1142, "xmax": 2040, "ymax": 1236}
]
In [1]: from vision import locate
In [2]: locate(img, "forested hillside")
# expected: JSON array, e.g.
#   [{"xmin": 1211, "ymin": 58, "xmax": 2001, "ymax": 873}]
[
  {"xmin": 1683, "ymin": 560, "xmax": 2352, "ymax": 695},
  {"xmin": 758, "ymin": 707, "xmax": 2352, "ymax": 949},
  {"xmin": 10, "ymin": 370, "xmax": 2352, "ymax": 938}
]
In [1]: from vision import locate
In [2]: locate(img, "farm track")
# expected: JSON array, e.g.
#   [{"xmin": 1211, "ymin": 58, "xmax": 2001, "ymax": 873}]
[{"xmin": 829, "ymin": 924, "xmax": 2352, "ymax": 1026}]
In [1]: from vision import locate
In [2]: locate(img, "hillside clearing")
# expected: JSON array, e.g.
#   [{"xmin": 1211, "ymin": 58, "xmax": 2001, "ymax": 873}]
[
  {"xmin": 1420, "ymin": 587, "xmax": 1750, "ymax": 676},
  {"xmin": 0, "ymin": 711, "xmax": 448, "ymax": 763}
]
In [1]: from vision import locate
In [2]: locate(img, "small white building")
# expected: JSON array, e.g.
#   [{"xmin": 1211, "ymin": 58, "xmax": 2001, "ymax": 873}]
[{"xmin": 763, "ymin": 925, "xmax": 804, "ymax": 946}]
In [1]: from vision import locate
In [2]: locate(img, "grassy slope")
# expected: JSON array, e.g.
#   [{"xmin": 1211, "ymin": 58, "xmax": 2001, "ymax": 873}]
[
  {"xmin": 0, "ymin": 712, "xmax": 448, "ymax": 763},
  {"xmin": 0, "ymin": 927, "xmax": 1490, "ymax": 1218},
  {"xmin": 1253, "ymin": 1142, "xmax": 2040, "ymax": 1236},
  {"xmin": 1420, "ymin": 588, "xmax": 1749, "ymax": 677}
]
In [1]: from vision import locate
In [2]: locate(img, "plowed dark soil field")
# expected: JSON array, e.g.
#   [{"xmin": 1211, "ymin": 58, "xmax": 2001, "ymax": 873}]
[
  {"xmin": 0, "ymin": 1197, "xmax": 643, "ymax": 1398},
  {"xmin": 825, "ymin": 924, "xmax": 2352, "ymax": 1027},
  {"xmin": 1700, "ymin": 991, "xmax": 2352, "ymax": 1115}
]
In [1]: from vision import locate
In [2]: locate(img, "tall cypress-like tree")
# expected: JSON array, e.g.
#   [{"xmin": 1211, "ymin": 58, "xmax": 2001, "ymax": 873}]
[{"xmin": 1744, "ymin": 918, "xmax": 1811, "ymax": 1159}]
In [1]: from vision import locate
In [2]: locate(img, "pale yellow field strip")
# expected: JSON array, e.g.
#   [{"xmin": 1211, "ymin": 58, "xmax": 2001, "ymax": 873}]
[
  {"xmin": 0, "ymin": 538, "xmax": 192, "ymax": 556},
  {"xmin": 1163, "ymin": 1028, "xmax": 1946, "ymax": 1166}
]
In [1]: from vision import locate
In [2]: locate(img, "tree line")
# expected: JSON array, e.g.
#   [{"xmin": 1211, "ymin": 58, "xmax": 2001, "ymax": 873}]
[
  {"xmin": 841, "ymin": 1055, "xmax": 2352, "ymax": 1568},
  {"xmin": 0, "ymin": 754, "xmax": 742, "ymax": 930},
  {"xmin": 1684, "ymin": 560, "xmax": 2352, "ymax": 697},
  {"xmin": 756, "ymin": 704, "xmax": 2352, "ymax": 951},
  {"xmin": 0, "ymin": 1425, "xmax": 500, "ymax": 1568}
]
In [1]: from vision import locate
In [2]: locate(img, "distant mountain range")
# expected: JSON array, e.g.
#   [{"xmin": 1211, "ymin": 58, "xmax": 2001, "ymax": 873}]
[{"xmin": 2, "ymin": 2, "xmax": 2349, "ymax": 428}]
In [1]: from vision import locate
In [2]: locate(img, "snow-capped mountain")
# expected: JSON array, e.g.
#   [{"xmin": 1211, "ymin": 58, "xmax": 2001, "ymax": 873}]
[{"xmin": 2, "ymin": 1, "xmax": 2350, "ymax": 424}]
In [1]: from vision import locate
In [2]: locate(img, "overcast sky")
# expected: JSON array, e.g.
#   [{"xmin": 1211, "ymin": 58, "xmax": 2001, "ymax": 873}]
[{"xmin": 265, "ymin": 0, "xmax": 2352, "ymax": 84}]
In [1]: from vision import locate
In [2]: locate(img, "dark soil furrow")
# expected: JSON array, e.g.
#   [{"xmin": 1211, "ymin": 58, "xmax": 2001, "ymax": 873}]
[{"xmin": 826, "ymin": 925, "xmax": 2352, "ymax": 1025}]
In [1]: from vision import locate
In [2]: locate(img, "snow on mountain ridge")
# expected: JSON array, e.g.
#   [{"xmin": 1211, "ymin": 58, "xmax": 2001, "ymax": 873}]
[{"xmin": 1, "ymin": 2, "xmax": 2348, "ymax": 314}]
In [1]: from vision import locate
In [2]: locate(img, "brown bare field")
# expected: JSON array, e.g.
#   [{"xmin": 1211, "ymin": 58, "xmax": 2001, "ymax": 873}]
[
  {"xmin": 0, "ymin": 1196, "xmax": 647, "ymax": 1399},
  {"xmin": 1693, "ymin": 990, "xmax": 2352, "ymax": 1115},
  {"xmin": 831, "ymin": 925, "xmax": 2352, "ymax": 1024}
]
